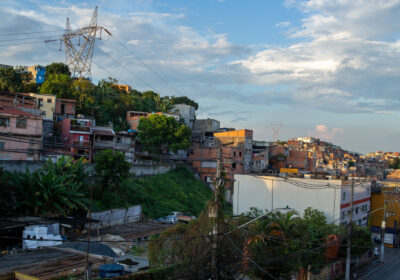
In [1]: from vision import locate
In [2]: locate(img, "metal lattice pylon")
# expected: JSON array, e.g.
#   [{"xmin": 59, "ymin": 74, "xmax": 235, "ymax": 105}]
[{"xmin": 61, "ymin": 7, "xmax": 109, "ymax": 78}]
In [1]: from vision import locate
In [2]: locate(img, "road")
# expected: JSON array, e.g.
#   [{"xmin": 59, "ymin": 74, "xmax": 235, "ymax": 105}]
[{"xmin": 364, "ymin": 248, "xmax": 400, "ymax": 280}]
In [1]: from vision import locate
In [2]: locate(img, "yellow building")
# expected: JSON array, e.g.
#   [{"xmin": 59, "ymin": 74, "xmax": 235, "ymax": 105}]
[
  {"xmin": 28, "ymin": 93, "xmax": 56, "ymax": 120},
  {"xmin": 27, "ymin": 65, "xmax": 46, "ymax": 84},
  {"xmin": 370, "ymin": 181, "xmax": 400, "ymax": 247}
]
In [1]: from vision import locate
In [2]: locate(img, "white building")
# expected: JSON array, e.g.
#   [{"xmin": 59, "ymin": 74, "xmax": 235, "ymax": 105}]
[
  {"xmin": 296, "ymin": 137, "xmax": 316, "ymax": 144},
  {"xmin": 172, "ymin": 104, "xmax": 196, "ymax": 129},
  {"xmin": 233, "ymin": 175, "xmax": 371, "ymax": 226}
]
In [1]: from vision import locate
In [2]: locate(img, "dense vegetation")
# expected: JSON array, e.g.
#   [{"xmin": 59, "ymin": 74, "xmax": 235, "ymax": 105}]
[
  {"xmin": 149, "ymin": 207, "xmax": 372, "ymax": 279},
  {"xmin": 0, "ymin": 153, "xmax": 211, "ymax": 219},
  {"xmin": 0, "ymin": 157, "xmax": 89, "ymax": 217},
  {"xmin": 138, "ymin": 114, "xmax": 192, "ymax": 154},
  {"xmin": 0, "ymin": 62, "xmax": 198, "ymax": 131},
  {"xmin": 94, "ymin": 167, "xmax": 212, "ymax": 218}
]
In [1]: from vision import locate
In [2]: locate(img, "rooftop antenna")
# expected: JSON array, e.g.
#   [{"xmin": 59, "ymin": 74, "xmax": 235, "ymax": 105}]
[{"xmin": 60, "ymin": 7, "xmax": 111, "ymax": 78}]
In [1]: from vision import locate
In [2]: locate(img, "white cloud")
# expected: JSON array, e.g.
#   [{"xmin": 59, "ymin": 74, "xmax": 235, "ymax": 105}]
[
  {"xmin": 232, "ymin": 0, "xmax": 400, "ymax": 113},
  {"xmin": 276, "ymin": 21, "xmax": 291, "ymax": 28},
  {"xmin": 310, "ymin": 125, "xmax": 343, "ymax": 141}
]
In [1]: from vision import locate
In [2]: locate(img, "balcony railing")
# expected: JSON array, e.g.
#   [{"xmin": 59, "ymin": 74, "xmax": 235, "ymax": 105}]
[{"xmin": 71, "ymin": 125, "xmax": 91, "ymax": 132}]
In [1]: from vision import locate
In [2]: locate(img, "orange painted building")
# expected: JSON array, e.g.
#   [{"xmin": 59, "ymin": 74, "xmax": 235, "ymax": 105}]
[{"xmin": 190, "ymin": 129, "xmax": 254, "ymax": 202}]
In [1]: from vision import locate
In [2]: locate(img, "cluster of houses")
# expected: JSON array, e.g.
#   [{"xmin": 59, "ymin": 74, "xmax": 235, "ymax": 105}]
[{"xmin": 0, "ymin": 91, "xmax": 137, "ymax": 162}]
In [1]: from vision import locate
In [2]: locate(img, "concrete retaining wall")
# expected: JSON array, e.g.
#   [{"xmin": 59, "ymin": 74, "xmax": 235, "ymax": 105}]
[{"xmin": 0, "ymin": 159, "xmax": 175, "ymax": 176}]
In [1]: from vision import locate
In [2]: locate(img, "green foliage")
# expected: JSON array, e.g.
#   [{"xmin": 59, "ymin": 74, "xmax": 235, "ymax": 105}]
[
  {"xmin": 94, "ymin": 149, "xmax": 130, "ymax": 192},
  {"xmin": 40, "ymin": 74, "xmax": 73, "ymax": 98},
  {"xmin": 154, "ymin": 94, "xmax": 173, "ymax": 113},
  {"xmin": 0, "ymin": 67, "xmax": 23, "ymax": 92},
  {"xmin": 389, "ymin": 158, "xmax": 400, "ymax": 169},
  {"xmin": 240, "ymin": 208, "xmax": 343, "ymax": 278},
  {"xmin": 2, "ymin": 156, "xmax": 88, "ymax": 217},
  {"xmin": 350, "ymin": 225, "xmax": 373, "ymax": 256},
  {"xmin": 45, "ymin": 62, "xmax": 71, "ymax": 78},
  {"xmin": 170, "ymin": 96, "xmax": 199, "ymax": 110},
  {"xmin": 0, "ymin": 167, "xmax": 18, "ymax": 216},
  {"xmin": 138, "ymin": 114, "xmax": 191, "ymax": 153},
  {"xmin": 94, "ymin": 168, "xmax": 212, "ymax": 218}
]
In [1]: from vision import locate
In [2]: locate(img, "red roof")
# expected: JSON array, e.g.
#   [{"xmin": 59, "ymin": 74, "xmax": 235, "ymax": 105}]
[{"xmin": 0, "ymin": 106, "xmax": 41, "ymax": 118}]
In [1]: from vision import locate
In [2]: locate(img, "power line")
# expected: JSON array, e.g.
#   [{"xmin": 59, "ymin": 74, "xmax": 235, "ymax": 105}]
[
  {"xmin": 109, "ymin": 35, "xmax": 184, "ymax": 96},
  {"xmin": 95, "ymin": 47, "xmax": 158, "ymax": 91},
  {"xmin": 0, "ymin": 30, "xmax": 65, "ymax": 37}
]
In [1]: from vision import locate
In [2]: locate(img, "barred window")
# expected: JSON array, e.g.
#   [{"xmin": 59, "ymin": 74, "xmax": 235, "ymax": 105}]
[
  {"xmin": 16, "ymin": 118, "xmax": 27, "ymax": 129},
  {"xmin": 0, "ymin": 117, "xmax": 10, "ymax": 127}
]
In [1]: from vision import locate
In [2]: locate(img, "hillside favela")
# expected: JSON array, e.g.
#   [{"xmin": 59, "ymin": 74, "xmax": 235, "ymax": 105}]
[{"xmin": 1, "ymin": 1, "xmax": 400, "ymax": 280}]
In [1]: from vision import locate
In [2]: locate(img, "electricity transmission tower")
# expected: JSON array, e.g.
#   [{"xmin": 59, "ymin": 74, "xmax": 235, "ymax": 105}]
[
  {"xmin": 60, "ymin": 7, "xmax": 110, "ymax": 78},
  {"xmin": 269, "ymin": 123, "xmax": 283, "ymax": 142}
]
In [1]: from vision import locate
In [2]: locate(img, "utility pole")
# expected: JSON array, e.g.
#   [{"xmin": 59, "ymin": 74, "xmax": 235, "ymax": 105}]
[
  {"xmin": 86, "ymin": 186, "xmax": 93, "ymax": 280},
  {"xmin": 345, "ymin": 179, "xmax": 354, "ymax": 280},
  {"xmin": 380, "ymin": 192, "xmax": 387, "ymax": 262},
  {"xmin": 210, "ymin": 146, "xmax": 223, "ymax": 280}
]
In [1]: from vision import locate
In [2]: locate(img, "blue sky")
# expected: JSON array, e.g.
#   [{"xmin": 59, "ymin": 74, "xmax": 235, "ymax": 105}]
[{"xmin": 1, "ymin": 0, "xmax": 400, "ymax": 153}]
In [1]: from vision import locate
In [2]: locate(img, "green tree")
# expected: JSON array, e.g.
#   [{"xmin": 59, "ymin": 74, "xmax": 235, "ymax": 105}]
[
  {"xmin": 0, "ymin": 67, "xmax": 22, "ymax": 92},
  {"xmin": 170, "ymin": 96, "xmax": 199, "ymax": 110},
  {"xmin": 138, "ymin": 114, "xmax": 191, "ymax": 154},
  {"xmin": 45, "ymin": 62, "xmax": 71, "ymax": 78},
  {"xmin": 13, "ymin": 157, "xmax": 88, "ymax": 216},
  {"xmin": 40, "ymin": 73, "xmax": 73, "ymax": 98},
  {"xmin": 94, "ymin": 149, "xmax": 130, "ymax": 192},
  {"xmin": 72, "ymin": 78, "xmax": 95, "ymax": 112},
  {"xmin": 154, "ymin": 93, "xmax": 173, "ymax": 112}
]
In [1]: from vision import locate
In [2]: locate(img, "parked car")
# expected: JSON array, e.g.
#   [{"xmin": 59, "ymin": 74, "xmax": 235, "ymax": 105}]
[
  {"xmin": 169, "ymin": 212, "xmax": 196, "ymax": 223},
  {"xmin": 156, "ymin": 216, "xmax": 177, "ymax": 224}
]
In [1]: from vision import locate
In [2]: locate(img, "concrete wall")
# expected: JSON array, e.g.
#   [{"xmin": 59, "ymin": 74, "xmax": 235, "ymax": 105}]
[
  {"xmin": 233, "ymin": 175, "xmax": 342, "ymax": 224},
  {"xmin": 233, "ymin": 175, "xmax": 371, "ymax": 225},
  {"xmin": 0, "ymin": 159, "xmax": 175, "ymax": 176}
]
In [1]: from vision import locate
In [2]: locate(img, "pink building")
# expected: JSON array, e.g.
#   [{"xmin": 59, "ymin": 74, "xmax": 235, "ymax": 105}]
[
  {"xmin": 55, "ymin": 98, "xmax": 76, "ymax": 116},
  {"xmin": 0, "ymin": 105, "xmax": 42, "ymax": 160},
  {"xmin": 60, "ymin": 118, "xmax": 93, "ymax": 161}
]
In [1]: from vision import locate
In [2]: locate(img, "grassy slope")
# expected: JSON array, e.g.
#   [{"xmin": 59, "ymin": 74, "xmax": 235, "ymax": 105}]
[{"xmin": 94, "ymin": 168, "xmax": 213, "ymax": 218}]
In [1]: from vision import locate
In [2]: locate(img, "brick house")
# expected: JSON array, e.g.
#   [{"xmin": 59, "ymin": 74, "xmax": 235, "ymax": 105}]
[{"xmin": 60, "ymin": 118, "xmax": 93, "ymax": 161}]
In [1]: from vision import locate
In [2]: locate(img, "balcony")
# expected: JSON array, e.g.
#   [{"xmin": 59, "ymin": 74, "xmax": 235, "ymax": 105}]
[
  {"xmin": 70, "ymin": 125, "xmax": 91, "ymax": 132},
  {"xmin": 72, "ymin": 141, "xmax": 91, "ymax": 147}
]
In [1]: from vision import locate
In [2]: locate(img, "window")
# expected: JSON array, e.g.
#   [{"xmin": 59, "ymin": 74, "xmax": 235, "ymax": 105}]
[
  {"xmin": 47, "ymin": 98, "xmax": 52, "ymax": 103},
  {"xmin": 61, "ymin": 104, "xmax": 65, "ymax": 114},
  {"xmin": 239, "ymin": 151, "xmax": 242, "ymax": 157},
  {"xmin": 0, "ymin": 117, "xmax": 10, "ymax": 127},
  {"xmin": 232, "ymin": 163, "xmax": 237, "ymax": 169},
  {"xmin": 16, "ymin": 118, "xmax": 27, "ymax": 128},
  {"xmin": 27, "ymin": 149, "xmax": 34, "ymax": 156},
  {"xmin": 29, "ymin": 139, "xmax": 35, "ymax": 146},
  {"xmin": 356, "ymin": 207, "xmax": 359, "ymax": 214},
  {"xmin": 233, "ymin": 151, "xmax": 236, "ymax": 157},
  {"xmin": 38, "ymin": 98, "xmax": 43, "ymax": 107},
  {"xmin": 0, "ymin": 142, "xmax": 4, "ymax": 149},
  {"xmin": 343, "ymin": 192, "xmax": 346, "ymax": 201}
]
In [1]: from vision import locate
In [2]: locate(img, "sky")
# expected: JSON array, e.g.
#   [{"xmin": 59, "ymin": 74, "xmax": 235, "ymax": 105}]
[{"xmin": 1, "ymin": 0, "xmax": 400, "ymax": 153}]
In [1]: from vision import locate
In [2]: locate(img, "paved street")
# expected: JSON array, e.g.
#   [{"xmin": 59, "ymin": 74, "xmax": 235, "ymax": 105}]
[{"xmin": 363, "ymin": 248, "xmax": 400, "ymax": 280}]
